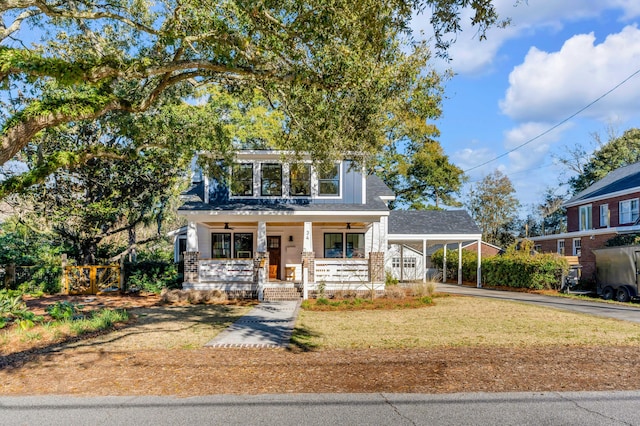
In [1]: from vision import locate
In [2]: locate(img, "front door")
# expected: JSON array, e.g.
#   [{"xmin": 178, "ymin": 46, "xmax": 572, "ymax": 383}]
[{"xmin": 267, "ymin": 236, "xmax": 281, "ymax": 280}]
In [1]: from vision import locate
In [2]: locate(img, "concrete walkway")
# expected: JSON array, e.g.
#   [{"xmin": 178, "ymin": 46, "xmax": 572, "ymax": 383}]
[
  {"xmin": 437, "ymin": 283, "xmax": 640, "ymax": 323},
  {"xmin": 205, "ymin": 301, "xmax": 300, "ymax": 348}
]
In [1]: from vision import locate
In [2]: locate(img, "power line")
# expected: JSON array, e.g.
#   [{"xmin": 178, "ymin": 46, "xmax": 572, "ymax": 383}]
[{"xmin": 463, "ymin": 66, "xmax": 640, "ymax": 173}]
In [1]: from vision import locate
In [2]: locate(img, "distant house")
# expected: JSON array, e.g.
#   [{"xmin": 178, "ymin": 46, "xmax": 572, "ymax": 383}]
[
  {"xmin": 174, "ymin": 150, "xmax": 483, "ymax": 299},
  {"xmin": 530, "ymin": 162, "xmax": 640, "ymax": 279}
]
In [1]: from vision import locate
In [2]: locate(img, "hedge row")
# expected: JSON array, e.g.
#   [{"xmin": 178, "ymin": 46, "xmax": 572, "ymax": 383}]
[{"xmin": 431, "ymin": 248, "xmax": 569, "ymax": 290}]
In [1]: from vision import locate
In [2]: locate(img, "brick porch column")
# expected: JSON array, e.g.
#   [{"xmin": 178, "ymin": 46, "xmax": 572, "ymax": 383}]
[
  {"xmin": 369, "ymin": 252, "xmax": 385, "ymax": 283},
  {"xmin": 183, "ymin": 251, "xmax": 200, "ymax": 284},
  {"xmin": 301, "ymin": 251, "xmax": 315, "ymax": 282}
]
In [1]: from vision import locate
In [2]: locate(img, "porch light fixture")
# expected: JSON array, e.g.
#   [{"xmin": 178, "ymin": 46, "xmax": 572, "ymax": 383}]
[
  {"xmin": 346, "ymin": 223, "xmax": 351, "ymax": 229},
  {"xmin": 224, "ymin": 223, "xmax": 230, "ymax": 230},
  {"xmin": 289, "ymin": 235, "xmax": 294, "ymax": 242}
]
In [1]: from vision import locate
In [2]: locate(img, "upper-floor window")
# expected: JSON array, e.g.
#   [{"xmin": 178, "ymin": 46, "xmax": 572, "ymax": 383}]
[
  {"xmin": 261, "ymin": 163, "xmax": 282, "ymax": 196},
  {"xmin": 579, "ymin": 205, "xmax": 592, "ymax": 231},
  {"xmin": 231, "ymin": 163, "xmax": 253, "ymax": 196},
  {"xmin": 619, "ymin": 198, "xmax": 639, "ymax": 224},
  {"xmin": 290, "ymin": 163, "xmax": 311, "ymax": 196},
  {"xmin": 599, "ymin": 204, "xmax": 609, "ymax": 227},
  {"xmin": 318, "ymin": 164, "xmax": 340, "ymax": 196}
]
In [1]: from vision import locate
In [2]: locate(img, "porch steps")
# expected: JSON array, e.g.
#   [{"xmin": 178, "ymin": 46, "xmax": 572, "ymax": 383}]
[{"xmin": 263, "ymin": 287, "xmax": 302, "ymax": 301}]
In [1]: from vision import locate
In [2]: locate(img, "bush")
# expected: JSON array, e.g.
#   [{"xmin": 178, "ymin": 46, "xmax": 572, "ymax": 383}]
[
  {"xmin": 385, "ymin": 270, "xmax": 399, "ymax": 286},
  {"xmin": 410, "ymin": 281, "xmax": 436, "ymax": 298},
  {"xmin": 125, "ymin": 261, "xmax": 179, "ymax": 293},
  {"xmin": 46, "ymin": 301, "xmax": 83, "ymax": 321},
  {"xmin": 482, "ymin": 243, "xmax": 568, "ymax": 290},
  {"xmin": 431, "ymin": 241, "xmax": 568, "ymax": 290},
  {"xmin": 431, "ymin": 248, "xmax": 480, "ymax": 282},
  {"xmin": 384, "ymin": 287, "xmax": 406, "ymax": 299},
  {"xmin": 605, "ymin": 233, "xmax": 640, "ymax": 247}
]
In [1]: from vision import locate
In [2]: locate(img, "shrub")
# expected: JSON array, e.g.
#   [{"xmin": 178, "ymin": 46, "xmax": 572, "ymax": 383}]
[
  {"xmin": 385, "ymin": 270, "xmax": 399, "ymax": 286},
  {"xmin": 125, "ymin": 261, "xmax": 179, "ymax": 293},
  {"xmin": 46, "ymin": 301, "xmax": 83, "ymax": 321},
  {"xmin": 384, "ymin": 286, "xmax": 406, "ymax": 299},
  {"xmin": 431, "ymin": 248, "xmax": 479, "ymax": 282},
  {"xmin": 605, "ymin": 233, "xmax": 640, "ymax": 247},
  {"xmin": 410, "ymin": 281, "xmax": 436, "ymax": 298},
  {"xmin": 482, "ymin": 245, "xmax": 568, "ymax": 290}
]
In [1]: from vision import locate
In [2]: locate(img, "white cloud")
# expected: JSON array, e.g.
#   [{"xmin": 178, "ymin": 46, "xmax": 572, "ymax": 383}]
[
  {"xmin": 500, "ymin": 25, "xmax": 640, "ymax": 123},
  {"xmin": 414, "ymin": 1, "xmax": 640, "ymax": 75}
]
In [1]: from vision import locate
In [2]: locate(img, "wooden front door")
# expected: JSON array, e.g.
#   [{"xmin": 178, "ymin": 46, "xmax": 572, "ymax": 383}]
[{"xmin": 267, "ymin": 236, "xmax": 281, "ymax": 280}]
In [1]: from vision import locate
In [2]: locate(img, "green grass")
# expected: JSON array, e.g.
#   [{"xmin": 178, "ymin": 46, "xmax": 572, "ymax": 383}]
[{"xmin": 293, "ymin": 296, "xmax": 640, "ymax": 349}]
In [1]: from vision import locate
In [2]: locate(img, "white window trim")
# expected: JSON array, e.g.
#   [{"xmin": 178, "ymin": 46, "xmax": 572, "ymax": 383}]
[
  {"xmin": 578, "ymin": 204, "xmax": 592, "ymax": 231},
  {"xmin": 228, "ymin": 162, "xmax": 255, "ymax": 199},
  {"xmin": 572, "ymin": 238, "xmax": 581, "ymax": 257},
  {"xmin": 599, "ymin": 204, "xmax": 609, "ymax": 228},
  {"xmin": 229, "ymin": 160, "xmax": 345, "ymax": 200},
  {"xmin": 557, "ymin": 239, "xmax": 565, "ymax": 255},
  {"xmin": 314, "ymin": 162, "xmax": 342, "ymax": 199},
  {"xmin": 619, "ymin": 198, "xmax": 639, "ymax": 224}
]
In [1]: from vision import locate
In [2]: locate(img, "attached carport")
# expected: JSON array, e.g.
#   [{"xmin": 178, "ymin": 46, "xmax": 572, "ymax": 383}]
[{"xmin": 387, "ymin": 210, "xmax": 483, "ymax": 288}]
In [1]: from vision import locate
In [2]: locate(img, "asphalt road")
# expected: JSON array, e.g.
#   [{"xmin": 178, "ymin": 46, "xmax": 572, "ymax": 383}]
[
  {"xmin": 1, "ymin": 392, "xmax": 640, "ymax": 425},
  {"xmin": 437, "ymin": 283, "xmax": 640, "ymax": 323}
]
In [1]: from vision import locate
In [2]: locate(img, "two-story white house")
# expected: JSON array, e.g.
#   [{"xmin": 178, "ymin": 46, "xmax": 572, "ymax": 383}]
[{"xmin": 174, "ymin": 150, "xmax": 482, "ymax": 300}]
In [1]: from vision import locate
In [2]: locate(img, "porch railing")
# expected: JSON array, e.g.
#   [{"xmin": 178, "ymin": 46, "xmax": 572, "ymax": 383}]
[
  {"xmin": 199, "ymin": 259, "xmax": 254, "ymax": 283},
  {"xmin": 314, "ymin": 259, "xmax": 369, "ymax": 283}
]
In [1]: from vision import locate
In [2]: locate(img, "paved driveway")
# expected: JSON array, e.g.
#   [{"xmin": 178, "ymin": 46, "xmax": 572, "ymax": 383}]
[{"xmin": 437, "ymin": 283, "xmax": 640, "ymax": 324}]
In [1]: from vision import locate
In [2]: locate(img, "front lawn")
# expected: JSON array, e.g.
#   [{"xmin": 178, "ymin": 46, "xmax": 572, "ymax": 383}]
[{"xmin": 293, "ymin": 295, "xmax": 640, "ymax": 350}]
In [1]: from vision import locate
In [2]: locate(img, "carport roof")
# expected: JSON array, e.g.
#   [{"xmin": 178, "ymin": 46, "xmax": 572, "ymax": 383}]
[{"xmin": 388, "ymin": 210, "xmax": 481, "ymax": 235}]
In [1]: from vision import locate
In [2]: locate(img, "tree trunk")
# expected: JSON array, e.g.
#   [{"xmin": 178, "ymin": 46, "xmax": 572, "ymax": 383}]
[{"xmin": 128, "ymin": 227, "xmax": 137, "ymax": 263}]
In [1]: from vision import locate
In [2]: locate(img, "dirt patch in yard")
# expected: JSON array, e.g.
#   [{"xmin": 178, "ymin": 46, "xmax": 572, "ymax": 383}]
[{"xmin": 1, "ymin": 293, "xmax": 640, "ymax": 395}]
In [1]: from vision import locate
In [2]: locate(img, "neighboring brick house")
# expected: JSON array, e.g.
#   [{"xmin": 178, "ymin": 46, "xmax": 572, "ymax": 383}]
[
  {"xmin": 174, "ymin": 150, "xmax": 483, "ymax": 299},
  {"xmin": 530, "ymin": 162, "xmax": 640, "ymax": 279}
]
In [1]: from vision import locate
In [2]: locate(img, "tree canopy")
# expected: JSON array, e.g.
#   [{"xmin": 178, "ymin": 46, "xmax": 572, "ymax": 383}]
[
  {"xmin": 563, "ymin": 128, "xmax": 640, "ymax": 194},
  {"xmin": 465, "ymin": 170, "xmax": 520, "ymax": 247},
  {"xmin": 0, "ymin": 0, "xmax": 506, "ymax": 169}
]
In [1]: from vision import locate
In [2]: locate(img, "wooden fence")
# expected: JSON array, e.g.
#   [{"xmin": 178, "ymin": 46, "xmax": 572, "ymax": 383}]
[{"xmin": 63, "ymin": 265, "xmax": 121, "ymax": 295}]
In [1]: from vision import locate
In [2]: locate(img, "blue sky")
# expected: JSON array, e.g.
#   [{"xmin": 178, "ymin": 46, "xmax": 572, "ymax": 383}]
[{"xmin": 413, "ymin": 1, "xmax": 640, "ymax": 213}]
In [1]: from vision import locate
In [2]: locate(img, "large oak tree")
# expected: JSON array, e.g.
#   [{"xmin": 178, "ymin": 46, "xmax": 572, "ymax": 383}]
[{"xmin": 1, "ymin": 0, "xmax": 506, "ymax": 169}]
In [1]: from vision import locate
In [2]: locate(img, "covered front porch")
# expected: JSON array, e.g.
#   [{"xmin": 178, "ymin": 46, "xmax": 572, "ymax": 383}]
[{"xmin": 178, "ymin": 213, "xmax": 389, "ymax": 300}]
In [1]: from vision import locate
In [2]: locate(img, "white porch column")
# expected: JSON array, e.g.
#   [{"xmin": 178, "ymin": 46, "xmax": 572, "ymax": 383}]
[
  {"xmin": 257, "ymin": 221, "xmax": 267, "ymax": 252},
  {"xmin": 380, "ymin": 216, "xmax": 388, "ymax": 254},
  {"xmin": 186, "ymin": 221, "xmax": 198, "ymax": 252},
  {"xmin": 442, "ymin": 243, "xmax": 447, "ymax": 283},
  {"xmin": 303, "ymin": 221, "xmax": 313, "ymax": 252},
  {"xmin": 400, "ymin": 244, "xmax": 404, "ymax": 283},
  {"xmin": 457, "ymin": 241, "xmax": 463, "ymax": 285},
  {"xmin": 477, "ymin": 238, "xmax": 482, "ymax": 288},
  {"xmin": 422, "ymin": 239, "xmax": 427, "ymax": 283}
]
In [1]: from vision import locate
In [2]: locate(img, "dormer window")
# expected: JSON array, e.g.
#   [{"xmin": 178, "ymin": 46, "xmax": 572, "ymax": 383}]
[
  {"xmin": 231, "ymin": 163, "xmax": 253, "ymax": 196},
  {"xmin": 318, "ymin": 164, "xmax": 340, "ymax": 196},
  {"xmin": 290, "ymin": 163, "xmax": 311, "ymax": 196},
  {"xmin": 261, "ymin": 163, "xmax": 282, "ymax": 196}
]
